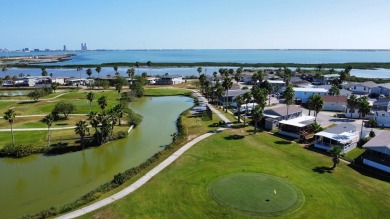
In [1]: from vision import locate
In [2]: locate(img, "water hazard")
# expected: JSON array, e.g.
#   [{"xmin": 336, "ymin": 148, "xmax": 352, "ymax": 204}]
[{"xmin": 0, "ymin": 95, "xmax": 193, "ymax": 218}]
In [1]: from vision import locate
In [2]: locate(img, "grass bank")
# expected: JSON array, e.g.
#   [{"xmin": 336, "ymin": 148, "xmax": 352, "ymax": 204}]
[{"xmin": 82, "ymin": 127, "xmax": 390, "ymax": 218}]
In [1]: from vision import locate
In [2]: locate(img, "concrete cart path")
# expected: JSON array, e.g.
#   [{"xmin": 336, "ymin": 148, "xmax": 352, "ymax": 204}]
[{"xmin": 55, "ymin": 92, "xmax": 232, "ymax": 219}]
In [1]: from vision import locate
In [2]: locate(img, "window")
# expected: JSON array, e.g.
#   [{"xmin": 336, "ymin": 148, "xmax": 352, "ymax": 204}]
[{"xmin": 354, "ymin": 86, "xmax": 356, "ymax": 89}]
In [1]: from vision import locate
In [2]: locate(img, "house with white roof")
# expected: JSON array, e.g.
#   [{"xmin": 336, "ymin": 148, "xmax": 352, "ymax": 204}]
[
  {"xmin": 314, "ymin": 123, "xmax": 359, "ymax": 153},
  {"xmin": 156, "ymin": 75, "xmax": 184, "ymax": 85},
  {"xmin": 278, "ymin": 115, "xmax": 315, "ymax": 138},
  {"xmin": 267, "ymin": 80, "xmax": 285, "ymax": 93},
  {"xmin": 362, "ymin": 131, "xmax": 390, "ymax": 173},
  {"xmin": 293, "ymin": 87, "xmax": 328, "ymax": 103},
  {"xmin": 371, "ymin": 83, "xmax": 390, "ymax": 96}
]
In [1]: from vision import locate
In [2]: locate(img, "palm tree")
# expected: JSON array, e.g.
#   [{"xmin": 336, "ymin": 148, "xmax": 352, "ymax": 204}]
[
  {"xmin": 1, "ymin": 65, "xmax": 7, "ymax": 72},
  {"xmin": 252, "ymin": 105, "xmax": 264, "ymax": 134},
  {"xmin": 86, "ymin": 68, "xmax": 92, "ymax": 78},
  {"xmin": 311, "ymin": 94, "xmax": 324, "ymax": 123},
  {"xmin": 146, "ymin": 61, "xmax": 152, "ymax": 75},
  {"xmin": 75, "ymin": 120, "xmax": 89, "ymax": 147},
  {"xmin": 235, "ymin": 95, "xmax": 244, "ymax": 123},
  {"xmin": 97, "ymin": 96, "xmax": 108, "ymax": 110},
  {"xmin": 95, "ymin": 66, "xmax": 102, "ymax": 90},
  {"xmin": 358, "ymin": 97, "xmax": 371, "ymax": 140},
  {"xmin": 284, "ymin": 85, "xmax": 295, "ymax": 116},
  {"xmin": 87, "ymin": 92, "xmax": 94, "ymax": 112},
  {"xmin": 77, "ymin": 66, "xmax": 83, "ymax": 80},
  {"xmin": 222, "ymin": 77, "xmax": 233, "ymax": 112},
  {"xmin": 41, "ymin": 67, "xmax": 48, "ymax": 76},
  {"xmin": 41, "ymin": 114, "xmax": 54, "ymax": 147},
  {"xmin": 113, "ymin": 66, "xmax": 119, "ymax": 75},
  {"xmin": 261, "ymin": 80, "xmax": 273, "ymax": 105},
  {"xmin": 127, "ymin": 68, "xmax": 135, "ymax": 84},
  {"xmin": 135, "ymin": 62, "xmax": 140, "ymax": 74},
  {"xmin": 199, "ymin": 74, "xmax": 207, "ymax": 94},
  {"xmin": 329, "ymin": 84, "xmax": 340, "ymax": 96},
  {"xmin": 197, "ymin": 67, "xmax": 202, "ymax": 76},
  {"xmin": 3, "ymin": 109, "xmax": 16, "ymax": 146},
  {"xmin": 283, "ymin": 67, "xmax": 292, "ymax": 86},
  {"xmin": 243, "ymin": 92, "xmax": 252, "ymax": 125},
  {"xmin": 113, "ymin": 103, "xmax": 125, "ymax": 126},
  {"xmin": 88, "ymin": 111, "xmax": 99, "ymax": 142},
  {"xmin": 347, "ymin": 94, "xmax": 358, "ymax": 118},
  {"xmin": 330, "ymin": 145, "xmax": 342, "ymax": 169}
]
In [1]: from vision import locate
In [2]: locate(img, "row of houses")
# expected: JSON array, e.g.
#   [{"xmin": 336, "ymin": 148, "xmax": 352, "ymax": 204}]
[
  {"xmin": 261, "ymin": 104, "xmax": 389, "ymax": 173},
  {"xmin": 1, "ymin": 75, "xmax": 185, "ymax": 87}
]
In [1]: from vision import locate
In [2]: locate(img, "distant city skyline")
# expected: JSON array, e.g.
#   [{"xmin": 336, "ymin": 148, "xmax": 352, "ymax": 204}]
[{"xmin": 1, "ymin": 0, "xmax": 390, "ymax": 50}]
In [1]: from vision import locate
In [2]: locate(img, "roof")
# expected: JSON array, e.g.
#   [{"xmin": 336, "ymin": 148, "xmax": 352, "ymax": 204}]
[
  {"xmin": 323, "ymin": 74, "xmax": 340, "ymax": 78},
  {"xmin": 293, "ymin": 87, "xmax": 328, "ymax": 92},
  {"xmin": 373, "ymin": 98, "xmax": 390, "ymax": 106},
  {"xmin": 375, "ymin": 83, "xmax": 390, "ymax": 89},
  {"xmin": 363, "ymin": 131, "xmax": 390, "ymax": 154},
  {"xmin": 228, "ymin": 89, "xmax": 249, "ymax": 98},
  {"xmin": 356, "ymin": 81, "xmax": 377, "ymax": 88},
  {"xmin": 267, "ymin": 80, "xmax": 285, "ymax": 84},
  {"xmin": 264, "ymin": 105, "xmax": 302, "ymax": 117},
  {"xmin": 323, "ymin": 123, "xmax": 356, "ymax": 134},
  {"xmin": 279, "ymin": 116, "xmax": 315, "ymax": 127},
  {"xmin": 160, "ymin": 75, "xmax": 183, "ymax": 79},
  {"xmin": 322, "ymin": 95, "xmax": 348, "ymax": 103}
]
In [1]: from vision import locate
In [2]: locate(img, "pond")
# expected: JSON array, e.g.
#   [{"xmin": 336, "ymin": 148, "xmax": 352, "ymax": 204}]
[{"xmin": 0, "ymin": 95, "xmax": 193, "ymax": 218}]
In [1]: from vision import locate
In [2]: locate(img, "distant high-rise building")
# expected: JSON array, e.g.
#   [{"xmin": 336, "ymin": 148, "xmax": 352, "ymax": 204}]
[
  {"xmin": 81, "ymin": 43, "xmax": 87, "ymax": 51},
  {"xmin": 63, "ymin": 45, "xmax": 67, "ymax": 51}
]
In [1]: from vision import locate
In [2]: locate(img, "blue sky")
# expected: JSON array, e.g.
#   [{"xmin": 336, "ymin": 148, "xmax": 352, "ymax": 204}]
[{"xmin": 1, "ymin": 0, "xmax": 390, "ymax": 50}]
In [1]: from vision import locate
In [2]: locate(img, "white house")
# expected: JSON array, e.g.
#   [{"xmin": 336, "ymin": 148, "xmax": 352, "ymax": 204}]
[
  {"xmin": 314, "ymin": 123, "xmax": 359, "ymax": 153},
  {"xmin": 350, "ymin": 81, "xmax": 377, "ymax": 95},
  {"xmin": 267, "ymin": 80, "xmax": 285, "ymax": 93},
  {"xmin": 322, "ymin": 95, "xmax": 348, "ymax": 112},
  {"xmin": 362, "ymin": 131, "xmax": 390, "ymax": 173},
  {"xmin": 293, "ymin": 87, "xmax": 328, "ymax": 103},
  {"xmin": 371, "ymin": 83, "xmax": 390, "ymax": 96},
  {"xmin": 220, "ymin": 89, "xmax": 248, "ymax": 107},
  {"xmin": 146, "ymin": 77, "xmax": 157, "ymax": 84},
  {"xmin": 278, "ymin": 115, "xmax": 315, "ymax": 138},
  {"xmin": 156, "ymin": 75, "xmax": 184, "ymax": 85}
]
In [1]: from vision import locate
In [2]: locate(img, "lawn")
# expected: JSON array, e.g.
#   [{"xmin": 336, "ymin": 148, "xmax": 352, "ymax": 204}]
[
  {"xmin": 144, "ymin": 88, "xmax": 191, "ymax": 96},
  {"xmin": 83, "ymin": 127, "xmax": 390, "ymax": 218}
]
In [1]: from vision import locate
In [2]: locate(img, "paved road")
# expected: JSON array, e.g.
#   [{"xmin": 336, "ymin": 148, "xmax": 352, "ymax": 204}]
[{"xmin": 55, "ymin": 92, "xmax": 232, "ymax": 219}]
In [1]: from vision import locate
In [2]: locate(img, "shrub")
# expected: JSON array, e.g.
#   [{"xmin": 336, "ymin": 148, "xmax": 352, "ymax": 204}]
[
  {"xmin": 309, "ymin": 123, "xmax": 323, "ymax": 133},
  {"xmin": 367, "ymin": 118, "xmax": 378, "ymax": 128},
  {"xmin": 117, "ymin": 130, "xmax": 128, "ymax": 139},
  {"xmin": 112, "ymin": 172, "xmax": 126, "ymax": 185},
  {"xmin": 0, "ymin": 144, "xmax": 37, "ymax": 158},
  {"xmin": 369, "ymin": 130, "xmax": 376, "ymax": 138},
  {"xmin": 52, "ymin": 101, "xmax": 76, "ymax": 119},
  {"xmin": 126, "ymin": 109, "xmax": 143, "ymax": 126}
]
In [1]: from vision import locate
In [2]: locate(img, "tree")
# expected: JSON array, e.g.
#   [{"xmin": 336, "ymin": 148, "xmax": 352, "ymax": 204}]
[
  {"xmin": 284, "ymin": 85, "xmax": 295, "ymax": 116},
  {"xmin": 41, "ymin": 114, "xmax": 54, "ymax": 147},
  {"xmin": 317, "ymin": 64, "xmax": 323, "ymax": 72},
  {"xmin": 113, "ymin": 66, "xmax": 119, "ymax": 75},
  {"xmin": 41, "ymin": 67, "xmax": 48, "ymax": 76},
  {"xmin": 199, "ymin": 74, "xmax": 207, "ymax": 93},
  {"xmin": 52, "ymin": 102, "xmax": 76, "ymax": 119},
  {"xmin": 127, "ymin": 68, "xmax": 135, "ymax": 83},
  {"xmin": 260, "ymin": 80, "xmax": 273, "ymax": 105},
  {"xmin": 358, "ymin": 97, "xmax": 371, "ymax": 139},
  {"xmin": 235, "ymin": 95, "xmax": 244, "ymax": 123},
  {"xmin": 329, "ymin": 84, "xmax": 340, "ymax": 96},
  {"xmin": 86, "ymin": 68, "xmax": 92, "ymax": 78},
  {"xmin": 113, "ymin": 103, "xmax": 125, "ymax": 126},
  {"xmin": 242, "ymin": 91, "xmax": 252, "ymax": 125},
  {"xmin": 97, "ymin": 96, "xmax": 108, "ymax": 110},
  {"xmin": 347, "ymin": 94, "xmax": 358, "ymax": 118},
  {"xmin": 252, "ymin": 105, "xmax": 264, "ymax": 134},
  {"xmin": 27, "ymin": 89, "xmax": 44, "ymax": 102},
  {"xmin": 283, "ymin": 67, "xmax": 292, "ymax": 86},
  {"xmin": 1, "ymin": 65, "xmax": 7, "ymax": 72},
  {"xmin": 310, "ymin": 94, "xmax": 323, "ymax": 123},
  {"xmin": 251, "ymin": 86, "xmax": 267, "ymax": 109},
  {"xmin": 197, "ymin": 67, "xmax": 202, "ymax": 76},
  {"xmin": 146, "ymin": 61, "xmax": 152, "ymax": 75},
  {"xmin": 51, "ymin": 83, "xmax": 58, "ymax": 93},
  {"xmin": 77, "ymin": 66, "xmax": 83, "ymax": 80},
  {"xmin": 171, "ymin": 132, "xmax": 178, "ymax": 143},
  {"xmin": 75, "ymin": 120, "xmax": 90, "ymax": 147},
  {"xmin": 87, "ymin": 92, "xmax": 94, "ymax": 112},
  {"xmin": 330, "ymin": 145, "xmax": 342, "ymax": 169},
  {"xmin": 135, "ymin": 61, "xmax": 140, "ymax": 74},
  {"xmin": 3, "ymin": 109, "xmax": 16, "ymax": 146},
  {"xmin": 222, "ymin": 77, "xmax": 233, "ymax": 112},
  {"xmin": 95, "ymin": 66, "xmax": 102, "ymax": 90}
]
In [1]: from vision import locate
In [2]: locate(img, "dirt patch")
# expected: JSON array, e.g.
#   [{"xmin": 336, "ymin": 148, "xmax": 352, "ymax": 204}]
[
  {"xmin": 187, "ymin": 134, "xmax": 197, "ymax": 141},
  {"xmin": 92, "ymin": 207, "xmax": 121, "ymax": 219}
]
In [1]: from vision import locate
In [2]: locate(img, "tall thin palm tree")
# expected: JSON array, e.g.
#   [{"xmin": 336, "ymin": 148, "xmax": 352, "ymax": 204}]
[
  {"xmin": 135, "ymin": 62, "xmax": 140, "ymax": 75},
  {"xmin": 146, "ymin": 61, "xmax": 152, "ymax": 75},
  {"xmin": 113, "ymin": 66, "xmax": 119, "ymax": 75},
  {"xmin": 358, "ymin": 97, "xmax": 371, "ymax": 140},
  {"xmin": 261, "ymin": 80, "xmax": 273, "ymax": 105},
  {"xmin": 41, "ymin": 114, "xmax": 54, "ymax": 147},
  {"xmin": 235, "ymin": 95, "xmax": 244, "ymax": 123},
  {"xmin": 87, "ymin": 92, "xmax": 94, "ymax": 112},
  {"xmin": 222, "ymin": 77, "xmax": 233, "ymax": 112},
  {"xmin": 75, "ymin": 120, "xmax": 90, "ymax": 148},
  {"xmin": 284, "ymin": 85, "xmax": 295, "ymax": 116},
  {"xmin": 197, "ymin": 67, "xmax": 202, "ymax": 76},
  {"xmin": 77, "ymin": 66, "xmax": 83, "ymax": 81},
  {"xmin": 95, "ymin": 66, "xmax": 102, "ymax": 90},
  {"xmin": 347, "ymin": 94, "xmax": 358, "ymax": 119},
  {"xmin": 311, "ymin": 94, "xmax": 324, "ymax": 123},
  {"xmin": 242, "ymin": 92, "xmax": 252, "ymax": 125},
  {"xmin": 252, "ymin": 105, "xmax": 264, "ymax": 134},
  {"xmin": 3, "ymin": 109, "xmax": 16, "ymax": 146}
]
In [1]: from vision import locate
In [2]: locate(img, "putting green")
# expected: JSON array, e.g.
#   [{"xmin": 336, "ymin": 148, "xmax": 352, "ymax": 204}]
[{"xmin": 209, "ymin": 173, "xmax": 304, "ymax": 216}]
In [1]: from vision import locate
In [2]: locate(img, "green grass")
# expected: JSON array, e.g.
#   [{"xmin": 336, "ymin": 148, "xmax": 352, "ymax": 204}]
[
  {"xmin": 209, "ymin": 173, "xmax": 303, "ymax": 216},
  {"xmin": 344, "ymin": 147, "xmax": 366, "ymax": 162},
  {"xmin": 144, "ymin": 88, "xmax": 191, "ymax": 96},
  {"xmin": 82, "ymin": 127, "xmax": 390, "ymax": 218}
]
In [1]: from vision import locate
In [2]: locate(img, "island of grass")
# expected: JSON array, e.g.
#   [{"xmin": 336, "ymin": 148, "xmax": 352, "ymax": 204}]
[
  {"xmin": 209, "ymin": 173, "xmax": 304, "ymax": 216},
  {"xmin": 0, "ymin": 87, "xmax": 193, "ymax": 157}
]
